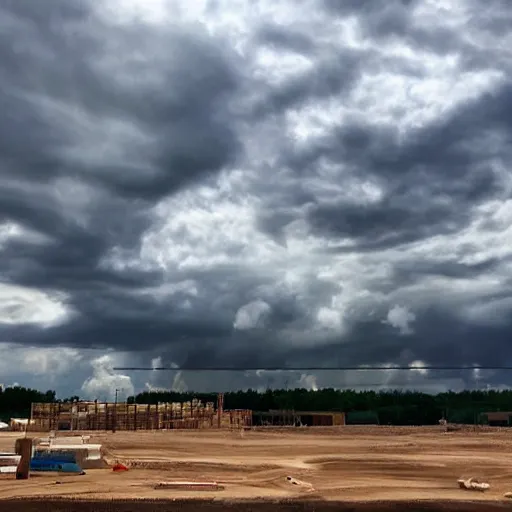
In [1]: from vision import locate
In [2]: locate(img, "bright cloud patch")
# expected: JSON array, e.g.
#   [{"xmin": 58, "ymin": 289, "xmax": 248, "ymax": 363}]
[
  {"xmin": 0, "ymin": 284, "xmax": 72, "ymax": 328},
  {"xmin": 385, "ymin": 305, "xmax": 416, "ymax": 335},
  {"xmin": 81, "ymin": 355, "xmax": 135, "ymax": 401},
  {"xmin": 234, "ymin": 300, "xmax": 271, "ymax": 330}
]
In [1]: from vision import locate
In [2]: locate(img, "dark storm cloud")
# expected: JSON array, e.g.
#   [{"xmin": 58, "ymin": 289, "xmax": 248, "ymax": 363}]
[
  {"xmin": 323, "ymin": 0, "xmax": 417, "ymax": 39},
  {"xmin": 323, "ymin": 0, "xmax": 512, "ymax": 72},
  {"xmin": 0, "ymin": 0, "xmax": 245, "ymax": 350},
  {"xmin": 266, "ymin": 306, "xmax": 510, "ymax": 375},
  {"xmin": 306, "ymin": 200, "xmax": 462, "ymax": 249},
  {"xmin": 255, "ymin": 23, "xmax": 315, "ymax": 55},
  {"xmin": 286, "ymin": 82, "xmax": 511, "ymax": 250},
  {"xmin": 391, "ymin": 258, "xmax": 501, "ymax": 283},
  {"xmin": 0, "ymin": 180, "xmax": 157, "ymax": 288},
  {"xmin": 256, "ymin": 210, "xmax": 296, "ymax": 244},
  {"xmin": 471, "ymin": 1, "xmax": 512, "ymax": 37},
  {"xmin": 178, "ymin": 337, "xmax": 292, "ymax": 371},
  {"xmin": 2, "ymin": 0, "xmax": 512, "ymax": 395},
  {"xmin": 289, "ymin": 81, "xmax": 512, "ymax": 181},
  {"xmin": 250, "ymin": 46, "xmax": 370, "ymax": 118},
  {"xmin": 254, "ymin": 174, "xmax": 316, "ymax": 242},
  {"xmin": 237, "ymin": 0, "xmax": 512, "ymax": 381},
  {"xmin": 0, "ymin": 0, "xmax": 241, "ymax": 197}
]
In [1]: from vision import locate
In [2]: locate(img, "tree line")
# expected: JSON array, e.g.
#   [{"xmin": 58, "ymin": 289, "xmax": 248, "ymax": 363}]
[
  {"xmin": 0, "ymin": 386, "xmax": 56, "ymax": 422},
  {"xmin": 2, "ymin": 385, "xmax": 512, "ymax": 425},
  {"xmin": 132, "ymin": 388, "xmax": 512, "ymax": 425}
]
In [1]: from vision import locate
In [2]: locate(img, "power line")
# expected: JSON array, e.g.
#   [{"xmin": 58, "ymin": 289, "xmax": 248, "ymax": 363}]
[{"xmin": 112, "ymin": 365, "xmax": 512, "ymax": 371}]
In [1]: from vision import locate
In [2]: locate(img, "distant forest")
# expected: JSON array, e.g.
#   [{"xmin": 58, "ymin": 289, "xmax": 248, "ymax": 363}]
[
  {"xmin": 0, "ymin": 386, "xmax": 56, "ymax": 423},
  {"xmin": 2, "ymin": 386, "xmax": 512, "ymax": 425}
]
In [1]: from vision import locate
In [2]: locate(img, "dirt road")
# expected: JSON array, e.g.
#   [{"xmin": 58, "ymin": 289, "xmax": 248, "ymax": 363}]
[{"xmin": 0, "ymin": 426, "xmax": 511, "ymax": 508}]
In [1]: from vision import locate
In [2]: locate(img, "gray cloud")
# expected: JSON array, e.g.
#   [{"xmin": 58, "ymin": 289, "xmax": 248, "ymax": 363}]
[
  {"xmin": 0, "ymin": 0, "xmax": 511, "ymax": 396},
  {"xmin": 0, "ymin": 0, "xmax": 244, "ymax": 355}
]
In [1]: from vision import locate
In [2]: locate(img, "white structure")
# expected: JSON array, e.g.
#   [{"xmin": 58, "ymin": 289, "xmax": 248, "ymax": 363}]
[
  {"xmin": 0, "ymin": 453, "xmax": 21, "ymax": 474},
  {"xmin": 34, "ymin": 435, "xmax": 104, "ymax": 468},
  {"xmin": 10, "ymin": 418, "xmax": 36, "ymax": 431}
]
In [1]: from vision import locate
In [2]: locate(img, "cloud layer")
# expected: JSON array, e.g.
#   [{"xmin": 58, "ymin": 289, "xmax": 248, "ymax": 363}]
[{"xmin": 1, "ymin": 0, "xmax": 512, "ymax": 395}]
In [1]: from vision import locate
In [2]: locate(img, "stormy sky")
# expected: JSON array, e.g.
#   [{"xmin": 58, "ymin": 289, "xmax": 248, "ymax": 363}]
[{"xmin": 1, "ymin": 0, "xmax": 512, "ymax": 399}]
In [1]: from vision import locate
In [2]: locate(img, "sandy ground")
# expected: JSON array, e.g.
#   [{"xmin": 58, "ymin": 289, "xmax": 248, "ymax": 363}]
[{"xmin": 1, "ymin": 426, "xmax": 512, "ymax": 510}]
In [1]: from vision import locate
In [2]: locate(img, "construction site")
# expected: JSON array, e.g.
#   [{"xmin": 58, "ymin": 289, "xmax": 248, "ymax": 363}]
[
  {"xmin": 27, "ymin": 394, "xmax": 349, "ymax": 432},
  {"xmin": 0, "ymin": 395, "xmax": 508, "ymax": 510},
  {"xmin": 29, "ymin": 394, "xmax": 252, "ymax": 431},
  {"xmin": 1, "ymin": 424, "xmax": 512, "ymax": 511}
]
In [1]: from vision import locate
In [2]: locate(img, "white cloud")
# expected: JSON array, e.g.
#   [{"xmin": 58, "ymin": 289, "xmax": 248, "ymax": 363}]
[
  {"xmin": 298, "ymin": 373, "xmax": 318, "ymax": 391},
  {"xmin": 0, "ymin": 343, "xmax": 82, "ymax": 378},
  {"xmin": 409, "ymin": 360, "xmax": 428, "ymax": 376},
  {"xmin": 233, "ymin": 299, "xmax": 271, "ymax": 330},
  {"xmin": 81, "ymin": 355, "xmax": 134, "ymax": 401},
  {"xmin": 0, "ymin": 222, "xmax": 49, "ymax": 248},
  {"xmin": 316, "ymin": 306, "xmax": 343, "ymax": 330},
  {"xmin": 170, "ymin": 371, "xmax": 188, "ymax": 392},
  {"xmin": 151, "ymin": 356, "xmax": 162, "ymax": 370},
  {"xmin": 144, "ymin": 356, "xmax": 187, "ymax": 392},
  {"xmin": 21, "ymin": 347, "xmax": 83, "ymax": 377},
  {"xmin": 0, "ymin": 283, "xmax": 73, "ymax": 328},
  {"xmin": 385, "ymin": 305, "xmax": 416, "ymax": 335}
]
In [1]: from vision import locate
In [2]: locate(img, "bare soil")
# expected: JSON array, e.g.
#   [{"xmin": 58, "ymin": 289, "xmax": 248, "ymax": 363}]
[
  {"xmin": 1, "ymin": 426, "xmax": 512, "ymax": 510},
  {"xmin": 2, "ymin": 498, "xmax": 512, "ymax": 512}
]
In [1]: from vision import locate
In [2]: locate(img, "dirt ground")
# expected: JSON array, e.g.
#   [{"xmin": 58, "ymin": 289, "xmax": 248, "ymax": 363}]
[{"xmin": 1, "ymin": 426, "xmax": 512, "ymax": 510}]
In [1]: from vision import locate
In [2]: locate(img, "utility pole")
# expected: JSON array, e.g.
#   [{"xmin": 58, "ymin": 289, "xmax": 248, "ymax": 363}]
[
  {"xmin": 217, "ymin": 393, "xmax": 224, "ymax": 429},
  {"xmin": 113, "ymin": 388, "xmax": 119, "ymax": 433}
]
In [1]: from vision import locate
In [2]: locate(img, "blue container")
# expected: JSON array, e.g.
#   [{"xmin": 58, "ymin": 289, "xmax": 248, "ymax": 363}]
[
  {"xmin": 30, "ymin": 457, "xmax": 82, "ymax": 473},
  {"xmin": 33, "ymin": 451, "xmax": 77, "ymax": 462}
]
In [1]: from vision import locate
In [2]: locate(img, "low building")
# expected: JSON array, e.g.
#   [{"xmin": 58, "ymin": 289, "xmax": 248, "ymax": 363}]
[
  {"xmin": 253, "ymin": 410, "xmax": 345, "ymax": 427},
  {"xmin": 481, "ymin": 411, "xmax": 512, "ymax": 427}
]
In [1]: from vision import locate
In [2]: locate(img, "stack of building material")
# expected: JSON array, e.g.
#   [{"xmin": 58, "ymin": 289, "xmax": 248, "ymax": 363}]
[
  {"xmin": 219, "ymin": 410, "xmax": 253, "ymax": 429},
  {"xmin": 30, "ymin": 397, "xmax": 239, "ymax": 431}
]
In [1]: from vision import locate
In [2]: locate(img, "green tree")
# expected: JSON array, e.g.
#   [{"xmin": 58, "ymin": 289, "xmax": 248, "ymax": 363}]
[{"xmin": 0, "ymin": 386, "xmax": 56, "ymax": 422}]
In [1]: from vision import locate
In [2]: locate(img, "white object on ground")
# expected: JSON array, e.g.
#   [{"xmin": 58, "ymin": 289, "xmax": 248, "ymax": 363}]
[
  {"xmin": 286, "ymin": 476, "xmax": 315, "ymax": 491},
  {"xmin": 457, "ymin": 477, "xmax": 490, "ymax": 491},
  {"xmin": 0, "ymin": 453, "xmax": 21, "ymax": 474},
  {"xmin": 0, "ymin": 466, "xmax": 18, "ymax": 473},
  {"xmin": 154, "ymin": 481, "xmax": 224, "ymax": 490},
  {"xmin": 46, "ymin": 444, "xmax": 103, "ymax": 459}
]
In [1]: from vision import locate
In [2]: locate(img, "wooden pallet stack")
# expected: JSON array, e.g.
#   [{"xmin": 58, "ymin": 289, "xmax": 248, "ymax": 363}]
[{"xmin": 30, "ymin": 399, "xmax": 221, "ymax": 431}]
